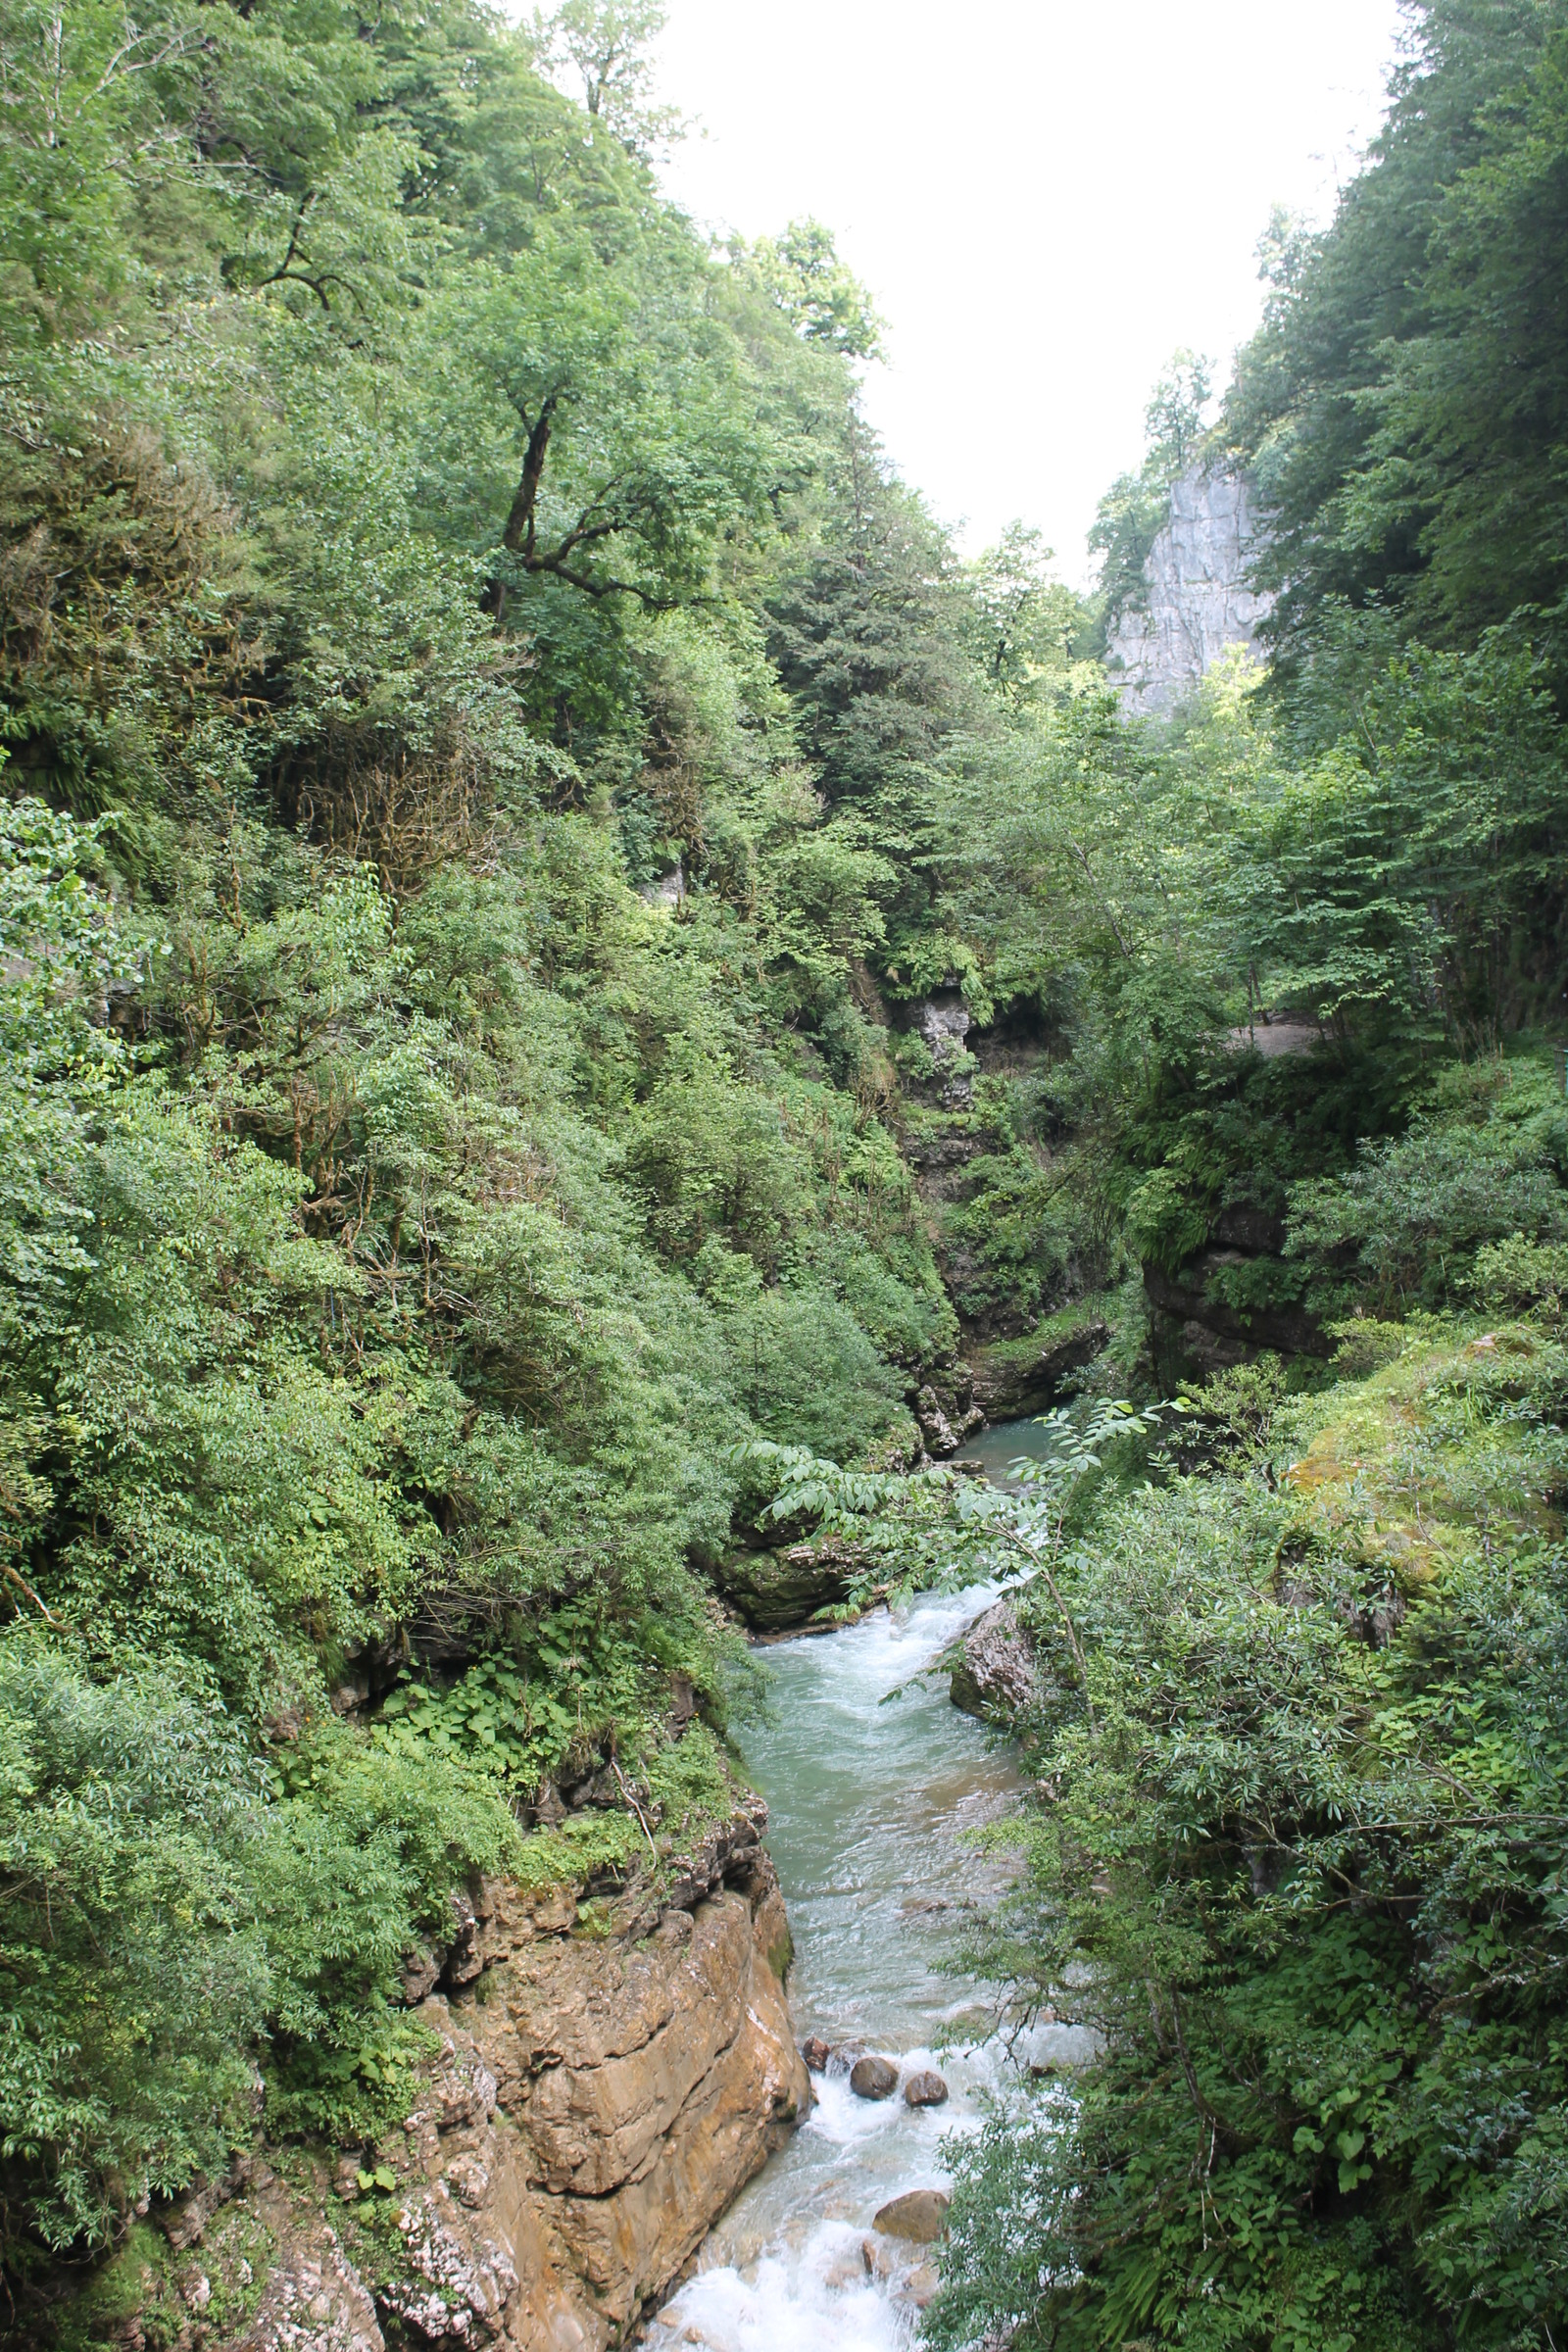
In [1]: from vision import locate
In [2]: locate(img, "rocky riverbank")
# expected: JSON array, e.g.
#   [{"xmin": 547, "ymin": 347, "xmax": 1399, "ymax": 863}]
[{"xmin": 92, "ymin": 1815, "xmax": 808, "ymax": 2352}]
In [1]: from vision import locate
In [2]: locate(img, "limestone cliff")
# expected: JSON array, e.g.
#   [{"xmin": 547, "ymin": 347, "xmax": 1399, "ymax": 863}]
[
  {"xmin": 123, "ymin": 1813, "xmax": 808, "ymax": 2352},
  {"xmin": 1104, "ymin": 468, "xmax": 1273, "ymax": 715}
]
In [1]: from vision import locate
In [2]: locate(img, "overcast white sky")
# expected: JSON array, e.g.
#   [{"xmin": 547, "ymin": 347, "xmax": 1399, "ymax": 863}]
[{"xmin": 645, "ymin": 1, "xmax": 1409, "ymax": 581}]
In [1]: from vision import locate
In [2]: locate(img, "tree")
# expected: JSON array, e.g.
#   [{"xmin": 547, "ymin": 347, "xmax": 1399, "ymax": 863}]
[
  {"xmin": 1225, "ymin": 1, "xmax": 1562, "ymax": 676},
  {"xmin": 962, "ymin": 522, "xmax": 1083, "ymax": 703},
  {"xmin": 742, "ymin": 219, "xmax": 883, "ymax": 359},
  {"xmin": 534, "ymin": 0, "xmax": 681, "ymax": 158},
  {"xmin": 1089, "ymin": 349, "xmax": 1214, "ymax": 640},
  {"xmin": 763, "ymin": 418, "xmax": 974, "ymax": 865}
]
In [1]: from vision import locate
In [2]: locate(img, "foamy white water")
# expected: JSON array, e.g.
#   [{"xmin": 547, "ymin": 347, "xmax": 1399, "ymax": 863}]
[{"xmin": 653, "ymin": 1535, "xmax": 1092, "ymax": 2349}]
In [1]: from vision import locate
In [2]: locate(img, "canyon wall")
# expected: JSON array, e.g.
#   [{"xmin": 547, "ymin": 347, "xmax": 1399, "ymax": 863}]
[
  {"xmin": 1104, "ymin": 468, "xmax": 1274, "ymax": 715},
  {"xmin": 132, "ymin": 1812, "xmax": 808, "ymax": 2352}
]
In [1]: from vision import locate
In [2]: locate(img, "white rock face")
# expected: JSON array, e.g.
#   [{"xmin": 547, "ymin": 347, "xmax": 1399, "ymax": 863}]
[
  {"xmin": 638, "ymin": 857, "xmax": 686, "ymax": 910},
  {"xmin": 1105, "ymin": 468, "xmax": 1273, "ymax": 716}
]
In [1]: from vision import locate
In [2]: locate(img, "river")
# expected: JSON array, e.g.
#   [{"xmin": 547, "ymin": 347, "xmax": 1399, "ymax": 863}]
[{"xmin": 652, "ymin": 1419, "xmax": 1092, "ymax": 2349}]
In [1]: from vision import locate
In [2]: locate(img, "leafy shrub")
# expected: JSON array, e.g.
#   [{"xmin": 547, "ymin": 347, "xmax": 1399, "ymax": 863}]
[
  {"xmin": 1288, "ymin": 1054, "xmax": 1568, "ymax": 1311},
  {"xmin": 0, "ymin": 1645, "xmax": 268, "ymax": 2251},
  {"xmin": 372, "ymin": 1601, "xmax": 651, "ymax": 1793},
  {"xmin": 1473, "ymin": 1233, "xmax": 1568, "ymax": 1319},
  {"xmin": 0, "ymin": 1627, "xmax": 524, "ymax": 2237},
  {"xmin": 948, "ymin": 1142, "xmax": 1117, "ymax": 1323},
  {"xmin": 256, "ymin": 1728, "xmax": 514, "ymax": 2141},
  {"xmin": 928, "ymin": 1327, "xmax": 1568, "ymax": 2350}
]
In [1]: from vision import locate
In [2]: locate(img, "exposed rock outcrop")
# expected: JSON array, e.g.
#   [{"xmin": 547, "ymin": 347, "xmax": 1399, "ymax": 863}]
[
  {"xmin": 914, "ymin": 987, "xmax": 976, "ymax": 1105},
  {"xmin": 142, "ymin": 1826, "xmax": 808, "ymax": 2352},
  {"xmin": 917, "ymin": 989, "xmax": 972, "ymax": 1066},
  {"xmin": 717, "ymin": 1539, "xmax": 861, "ymax": 1631},
  {"xmin": 637, "ymin": 858, "xmax": 686, "ymax": 910},
  {"xmin": 915, "ymin": 1384, "xmax": 958, "ymax": 1455},
  {"xmin": 913, "ymin": 1384, "xmax": 984, "ymax": 1459},
  {"xmin": 1226, "ymin": 1013, "xmax": 1319, "ymax": 1061},
  {"xmin": 968, "ymin": 1317, "xmax": 1108, "ymax": 1420},
  {"xmin": 1105, "ymin": 467, "xmax": 1274, "ymax": 717},
  {"xmin": 950, "ymin": 1600, "xmax": 1037, "ymax": 1722},
  {"xmin": 1144, "ymin": 1201, "xmax": 1324, "ymax": 1383}
]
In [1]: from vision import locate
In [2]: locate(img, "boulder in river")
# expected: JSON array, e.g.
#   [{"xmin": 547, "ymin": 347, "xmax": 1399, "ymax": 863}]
[
  {"xmin": 718, "ymin": 1538, "xmax": 861, "ymax": 1631},
  {"xmin": 874, "ymin": 2188, "xmax": 951, "ymax": 2242},
  {"xmin": 802, "ymin": 2035, "xmax": 831, "ymax": 2072},
  {"xmin": 904, "ymin": 2069, "xmax": 949, "ymax": 2107},
  {"xmin": 850, "ymin": 2053, "xmax": 900, "ymax": 2099},
  {"xmin": 950, "ymin": 1598, "xmax": 1037, "ymax": 1722},
  {"xmin": 905, "ymin": 2262, "xmax": 940, "ymax": 2309}
]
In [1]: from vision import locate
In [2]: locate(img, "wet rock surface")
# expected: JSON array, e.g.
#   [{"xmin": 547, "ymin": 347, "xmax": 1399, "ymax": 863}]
[
  {"xmin": 915, "ymin": 988, "xmax": 976, "ymax": 1106},
  {"xmin": 718, "ymin": 1539, "xmax": 862, "ymax": 1632},
  {"xmin": 849, "ymin": 2054, "xmax": 900, "ymax": 2100},
  {"xmin": 969, "ymin": 1317, "xmax": 1109, "ymax": 1420},
  {"xmin": 914, "ymin": 1386, "xmax": 986, "ymax": 1459},
  {"xmin": 873, "ymin": 2189, "xmax": 951, "ymax": 2244},
  {"xmin": 950, "ymin": 1599, "xmax": 1038, "ymax": 1722},
  {"xmin": 1144, "ymin": 1241, "xmax": 1322, "ymax": 1384},
  {"xmin": 903, "ymin": 2069, "xmax": 949, "ymax": 2108},
  {"xmin": 914, "ymin": 1383, "xmax": 958, "ymax": 1455}
]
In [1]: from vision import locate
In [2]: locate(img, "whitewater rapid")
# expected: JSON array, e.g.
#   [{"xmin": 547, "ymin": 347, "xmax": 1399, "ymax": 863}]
[{"xmin": 654, "ymin": 1446, "xmax": 1093, "ymax": 2347}]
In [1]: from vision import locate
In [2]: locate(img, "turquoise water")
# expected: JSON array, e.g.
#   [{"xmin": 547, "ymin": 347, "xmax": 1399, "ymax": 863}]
[
  {"xmin": 965, "ymin": 1411, "xmax": 1057, "ymax": 1488},
  {"xmin": 654, "ymin": 1540, "xmax": 1090, "ymax": 2350}
]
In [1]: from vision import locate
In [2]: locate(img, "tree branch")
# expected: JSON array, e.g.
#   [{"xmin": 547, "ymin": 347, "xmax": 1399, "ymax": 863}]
[
  {"xmin": 259, "ymin": 190, "xmax": 317, "ymax": 288},
  {"xmin": 490, "ymin": 415, "xmax": 674, "ymax": 612},
  {"xmin": 528, "ymin": 553, "xmax": 677, "ymax": 609},
  {"xmin": 501, "ymin": 393, "xmax": 562, "ymax": 560}
]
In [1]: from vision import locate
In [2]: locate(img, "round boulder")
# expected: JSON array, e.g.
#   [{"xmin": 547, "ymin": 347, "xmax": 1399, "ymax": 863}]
[
  {"xmin": 904, "ymin": 2069, "xmax": 949, "ymax": 2108},
  {"xmin": 849, "ymin": 2054, "xmax": 899, "ymax": 2100},
  {"xmin": 873, "ymin": 2188, "xmax": 951, "ymax": 2243}
]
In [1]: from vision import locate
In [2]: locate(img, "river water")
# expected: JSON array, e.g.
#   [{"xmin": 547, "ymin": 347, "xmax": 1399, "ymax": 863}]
[{"xmin": 652, "ymin": 1421, "xmax": 1092, "ymax": 2350}]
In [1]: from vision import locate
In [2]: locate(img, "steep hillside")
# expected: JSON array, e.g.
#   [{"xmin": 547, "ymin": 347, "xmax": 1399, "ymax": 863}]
[{"xmin": 6, "ymin": 3, "xmax": 1568, "ymax": 2347}]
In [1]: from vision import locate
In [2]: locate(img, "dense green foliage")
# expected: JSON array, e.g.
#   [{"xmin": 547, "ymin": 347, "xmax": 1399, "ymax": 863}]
[
  {"xmin": 0, "ymin": 0, "xmax": 989, "ymax": 2281},
  {"xmin": 914, "ymin": 6, "xmax": 1568, "ymax": 2344},
  {"xmin": 1227, "ymin": 0, "xmax": 1568, "ymax": 685},
  {"xmin": 5, "ymin": 0, "xmax": 1568, "ymax": 2342},
  {"xmin": 930, "ymin": 1321, "xmax": 1568, "ymax": 2351}
]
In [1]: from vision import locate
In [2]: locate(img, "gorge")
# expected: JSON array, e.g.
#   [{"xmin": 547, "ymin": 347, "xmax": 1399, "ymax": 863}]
[
  {"xmin": 136, "ymin": 1505, "xmax": 1047, "ymax": 2351},
  {"xmin": 6, "ymin": 3, "xmax": 1568, "ymax": 2349}
]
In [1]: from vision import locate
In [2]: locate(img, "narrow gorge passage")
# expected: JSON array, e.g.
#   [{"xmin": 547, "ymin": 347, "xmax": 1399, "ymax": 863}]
[{"xmin": 655, "ymin": 1427, "xmax": 1092, "ymax": 2349}]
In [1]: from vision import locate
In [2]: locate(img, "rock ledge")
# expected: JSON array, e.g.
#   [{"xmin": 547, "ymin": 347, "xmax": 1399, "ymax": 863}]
[{"xmin": 143, "ymin": 1829, "xmax": 809, "ymax": 2351}]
